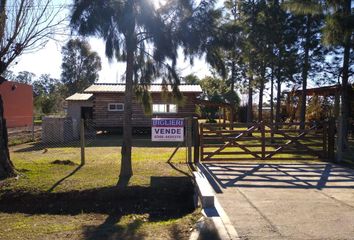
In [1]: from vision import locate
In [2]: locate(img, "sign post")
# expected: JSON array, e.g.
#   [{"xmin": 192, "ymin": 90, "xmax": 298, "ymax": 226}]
[{"xmin": 152, "ymin": 118, "xmax": 184, "ymax": 142}]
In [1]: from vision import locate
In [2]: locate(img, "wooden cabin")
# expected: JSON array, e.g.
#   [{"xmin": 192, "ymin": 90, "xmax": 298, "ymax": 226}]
[{"xmin": 66, "ymin": 83, "xmax": 202, "ymax": 130}]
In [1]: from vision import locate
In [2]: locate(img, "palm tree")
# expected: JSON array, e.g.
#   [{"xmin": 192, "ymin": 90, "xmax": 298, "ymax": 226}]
[{"xmin": 70, "ymin": 0, "xmax": 217, "ymax": 183}]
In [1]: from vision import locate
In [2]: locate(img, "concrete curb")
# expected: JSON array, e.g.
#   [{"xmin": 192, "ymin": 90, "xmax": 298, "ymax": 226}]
[{"xmin": 192, "ymin": 168, "xmax": 240, "ymax": 240}]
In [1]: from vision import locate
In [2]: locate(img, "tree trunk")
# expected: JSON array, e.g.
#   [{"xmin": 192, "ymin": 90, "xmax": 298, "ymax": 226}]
[
  {"xmin": 247, "ymin": 76, "xmax": 253, "ymax": 123},
  {"xmin": 270, "ymin": 67, "xmax": 274, "ymax": 125},
  {"xmin": 0, "ymin": 95, "xmax": 16, "ymax": 180},
  {"xmin": 0, "ymin": 1, "xmax": 15, "ymax": 180},
  {"xmin": 275, "ymin": 72, "xmax": 281, "ymax": 125},
  {"xmin": 339, "ymin": 3, "xmax": 351, "ymax": 150},
  {"xmin": 258, "ymin": 85, "xmax": 263, "ymax": 122},
  {"xmin": 0, "ymin": 0, "xmax": 6, "ymax": 41},
  {"xmin": 258, "ymin": 65, "xmax": 266, "ymax": 122},
  {"xmin": 120, "ymin": 48, "xmax": 134, "ymax": 179},
  {"xmin": 230, "ymin": 61, "xmax": 236, "ymax": 129},
  {"xmin": 300, "ymin": 15, "xmax": 311, "ymax": 129},
  {"xmin": 270, "ymin": 66, "xmax": 275, "ymax": 141},
  {"xmin": 119, "ymin": 15, "xmax": 135, "ymax": 181}
]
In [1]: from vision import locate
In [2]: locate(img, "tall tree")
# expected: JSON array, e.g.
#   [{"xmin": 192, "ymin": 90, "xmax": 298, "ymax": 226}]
[
  {"xmin": 15, "ymin": 71, "xmax": 35, "ymax": 84},
  {"xmin": 283, "ymin": 0, "xmax": 324, "ymax": 129},
  {"xmin": 199, "ymin": 75, "xmax": 240, "ymax": 122},
  {"xmin": 61, "ymin": 38, "xmax": 101, "ymax": 96},
  {"xmin": 322, "ymin": 0, "xmax": 353, "ymax": 151},
  {"xmin": 224, "ymin": 0, "xmax": 274, "ymax": 123},
  {"xmin": 269, "ymin": 0, "xmax": 298, "ymax": 125},
  {"xmin": 0, "ymin": 70, "xmax": 16, "ymax": 81},
  {"xmin": 0, "ymin": 0, "xmax": 64, "ymax": 179},
  {"xmin": 33, "ymin": 74, "xmax": 64, "ymax": 114},
  {"xmin": 202, "ymin": 0, "xmax": 246, "ymax": 125},
  {"xmin": 70, "ymin": 0, "xmax": 217, "ymax": 183},
  {"xmin": 183, "ymin": 74, "xmax": 200, "ymax": 84}
]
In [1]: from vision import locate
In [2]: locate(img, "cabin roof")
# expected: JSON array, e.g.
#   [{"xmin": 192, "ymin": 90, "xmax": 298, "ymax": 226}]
[
  {"xmin": 65, "ymin": 93, "xmax": 93, "ymax": 101},
  {"xmin": 284, "ymin": 85, "xmax": 342, "ymax": 96},
  {"xmin": 83, "ymin": 83, "xmax": 203, "ymax": 93}
]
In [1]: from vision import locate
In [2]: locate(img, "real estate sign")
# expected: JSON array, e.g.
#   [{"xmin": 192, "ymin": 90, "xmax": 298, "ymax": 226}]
[{"xmin": 152, "ymin": 118, "xmax": 184, "ymax": 142}]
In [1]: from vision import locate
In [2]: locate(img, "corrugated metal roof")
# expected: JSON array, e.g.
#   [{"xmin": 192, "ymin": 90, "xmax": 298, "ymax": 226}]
[
  {"xmin": 66, "ymin": 93, "xmax": 93, "ymax": 101},
  {"xmin": 84, "ymin": 84, "xmax": 202, "ymax": 93}
]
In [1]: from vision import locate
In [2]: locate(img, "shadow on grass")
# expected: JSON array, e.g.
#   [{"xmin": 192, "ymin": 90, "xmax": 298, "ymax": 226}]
[
  {"xmin": 167, "ymin": 161, "xmax": 191, "ymax": 177},
  {"xmin": 116, "ymin": 175, "xmax": 132, "ymax": 188},
  {"xmin": 0, "ymin": 176, "xmax": 195, "ymax": 240},
  {"xmin": 47, "ymin": 164, "xmax": 83, "ymax": 192},
  {"xmin": 83, "ymin": 209, "xmax": 192, "ymax": 240},
  {"xmin": 83, "ymin": 214, "xmax": 146, "ymax": 240},
  {"xmin": 0, "ymin": 177, "xmax": 194, "ymax": 219}
]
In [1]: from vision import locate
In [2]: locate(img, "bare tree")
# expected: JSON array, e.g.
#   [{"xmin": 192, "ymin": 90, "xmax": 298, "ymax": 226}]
[
  {"xmin": 0, "ymin": 0, "xmax": 66, "ymax": 179},
  {"xmin": 0, "ymin": 0, "xmax": 66, "ymax": 73}
]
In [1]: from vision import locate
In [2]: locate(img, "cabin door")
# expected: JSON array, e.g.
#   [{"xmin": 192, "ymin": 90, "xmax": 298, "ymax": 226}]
[{"xmin": 81, "ymin": 107, "xmax": 93, "ymax": 120}]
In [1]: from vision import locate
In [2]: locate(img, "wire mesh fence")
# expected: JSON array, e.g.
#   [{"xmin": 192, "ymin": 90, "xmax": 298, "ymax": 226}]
[
  {"xmin": 8, "ymin": 117, "xmax": 190, "ymax": 168},
  {"xmin": 7, "ymin": 116, "xmax": 354, "ymax": 166},
  {"xmin": 7, "ymin": 115, "xmax": 352, "ymax": 196}
]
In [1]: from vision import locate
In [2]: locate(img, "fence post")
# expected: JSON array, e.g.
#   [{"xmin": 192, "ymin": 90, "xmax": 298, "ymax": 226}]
[
  {"xmin": 336, "ymin": 116, "xmax": 343, "ymax": 162},
  {"xmin": 328, "ymin": 118, "xmax": 335, "ymax": 161},
  {"xmin": 230, "ymin": 107, "xmax": 234, "ymax": 130},
  {"xmin": 200, "ymin": 123, "xmax": 204, "ymax": 162},
  {"xmin": 270, "ymin": 121, "xmax": 275, "ymax": 143},
  {"xmin": 323, "ymin": 122, "xmax": 328, "ymax": 159},
  {"xmin": 31, "ymin": 116, "xmax": 35, "ymax": 142},
  {"xmin": 193, "ymin": 117, "xmax": 200, "ymax": 164},
  {"xmin": 80, "ymin": 119, "xmax": 85, "ymax": 165},
  {"xmin": 186, "ymin": 117, "xmax": 193, "ymax": 164},
  {"xmin": 261, "ymin": 121, "xmax": 265, "ymax": 159}
]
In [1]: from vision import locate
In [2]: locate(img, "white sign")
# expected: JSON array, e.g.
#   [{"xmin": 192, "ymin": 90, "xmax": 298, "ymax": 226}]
[{"xmin": 152, "ymin": 118, "xmax": 184, "ymax": 142}]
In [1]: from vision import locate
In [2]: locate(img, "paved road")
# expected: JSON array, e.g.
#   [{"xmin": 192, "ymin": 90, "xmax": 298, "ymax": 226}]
[{"xmin": 200, "ymin": 162, "xmax": 354, "ymax": 240}]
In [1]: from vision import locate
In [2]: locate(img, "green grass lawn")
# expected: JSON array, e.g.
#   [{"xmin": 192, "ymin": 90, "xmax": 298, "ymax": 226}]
[
  {"xmin": 0, "ymin": 126, "xmax": 337, "ymax": 239},
  {"xmin": 0, "ymin": 135, "xmax": 199, "ymax": 240}
]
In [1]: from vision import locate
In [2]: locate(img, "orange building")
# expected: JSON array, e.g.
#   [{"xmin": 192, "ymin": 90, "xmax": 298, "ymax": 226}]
[{"xmin": 0, "ymin": 80, "xmax": 33, "ymax": 128}]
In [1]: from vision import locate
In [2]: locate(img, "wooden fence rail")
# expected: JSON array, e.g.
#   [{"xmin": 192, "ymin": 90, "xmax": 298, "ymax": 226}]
[{"xmin": 198, "ymin": 121, "xmax": 335, "ymax": 161}]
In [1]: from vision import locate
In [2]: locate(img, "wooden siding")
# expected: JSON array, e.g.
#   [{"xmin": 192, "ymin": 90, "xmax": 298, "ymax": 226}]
[{"xmin": 93, "ymin": 93, "xmax": 199, "ymax": 128}]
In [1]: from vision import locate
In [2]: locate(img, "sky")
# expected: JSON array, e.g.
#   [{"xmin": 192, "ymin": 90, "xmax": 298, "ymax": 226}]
[
  {"xmin": 9, "ymin": 0, "xmax": 212, "ymax": 83},
  {"xmin": 7, "ymin": 0, "xmax": 325, "ymax": 105},
  {"xmin": 11, "ymin": 36, "xmax": 212, "ymax": 83}
]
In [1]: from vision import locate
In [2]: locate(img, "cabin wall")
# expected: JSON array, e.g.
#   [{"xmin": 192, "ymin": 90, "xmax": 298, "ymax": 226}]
[
  {"xmin": 67, "ymin": 100, "xmax": 93, "ymax": 138},
  {"xmin": 92, "ymin": 92, "xmax": 199, "ymax": 128},
  {"xmin": 67, "ymin": 100, "xmax": 93, "ymax": 122}
]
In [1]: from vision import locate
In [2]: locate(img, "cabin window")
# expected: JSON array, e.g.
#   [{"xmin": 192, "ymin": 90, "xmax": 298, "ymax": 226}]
[
  {"xmin": 108, "ymin": 103, "xmax": 124, "ymax": 111},
  {"xmin": 152, "ymin": 104, "xmax": 177, "ymax": 113}
]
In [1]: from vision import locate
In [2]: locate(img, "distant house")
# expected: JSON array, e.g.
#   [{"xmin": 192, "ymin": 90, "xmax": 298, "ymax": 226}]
[
  {"xmin": 0, "ymin": 78, "xmax": 33, "ymax": 128},
  {"xmin": 66, "ymin": 83, "xmax": 202, "ymax": 130},
  {"xmin": 65, "ymin": 93, "xmax": 94, "ymax": 122}
]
